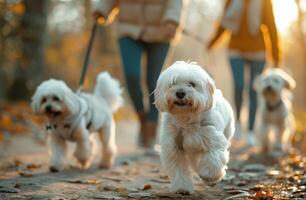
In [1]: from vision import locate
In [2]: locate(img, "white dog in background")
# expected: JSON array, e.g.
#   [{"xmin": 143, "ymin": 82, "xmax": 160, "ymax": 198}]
[
  {"xmin": 32, "ymin": 72, "xmax": 123, "ymax": 172},
  {"xmin": 154, "ymin": 61, "xmax": 235, "ymax": 194},
  {"xmin": 254, "ymin": 68, "xmax": 296, "ymax": 156}
]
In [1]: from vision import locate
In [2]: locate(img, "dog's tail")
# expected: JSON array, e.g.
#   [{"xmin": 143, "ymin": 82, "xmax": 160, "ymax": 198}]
[{"xmin": 94, "ymin": 72, "xmax": 123, "ymax": 112}]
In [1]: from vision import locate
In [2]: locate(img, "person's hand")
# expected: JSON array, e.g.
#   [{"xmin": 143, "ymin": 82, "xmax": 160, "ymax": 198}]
[
  {"xmin": 164, "ymin": 21, "xmax": 178, "ymax": 39},
  {"xmin": 93, "ymin": 10, "xmax": 106, "ymax": 24},
  {"xmin": 206, "ymin": 41, "xmax": 214, "ymax": 51},
  {"xmin": 272, "ymin": 60, "xmax": 280, "ymax": 68}
]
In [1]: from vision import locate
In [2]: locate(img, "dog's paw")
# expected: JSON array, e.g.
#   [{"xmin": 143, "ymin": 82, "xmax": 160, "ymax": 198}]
[
  {"xmin": 170, "ymin": 180, "xmax": 194, "ymax": 195},
  {"xmin": 170, "ymin": 185, "xmax": 193, "ymax": 195},
  {"xmin": 78, "ymin": 158, "xmax": 91, "ymax": 169},
  {"xmin": 199, "ymin": 167, "xmax": 225, "ymax": 185},
  {"xmin": 74, "ymin": 148, "xmax": 92, "ymax": 169},
  {"xmin": 200, "ymin": 176, "xmax": 220, "ymax": 186}
]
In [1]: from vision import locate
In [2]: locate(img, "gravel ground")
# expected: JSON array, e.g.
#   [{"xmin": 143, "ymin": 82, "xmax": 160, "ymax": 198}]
[{"xmin": 0, "ymin": 120, "xmax": 305, "ymax": 200}]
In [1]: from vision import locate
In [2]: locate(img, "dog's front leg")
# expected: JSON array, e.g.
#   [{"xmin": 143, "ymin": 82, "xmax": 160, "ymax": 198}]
[
  {"xmin": 198, "ymin": 149, "xmax": 229, "ymax": 185},
  {"xmin": 257, "ymin": 124, "xmax": 270, "ymax": 153},
  {"xmin": 74, "ymin": 127, "xmax": 92, "ymax": 169},
  {"xmin": 272, "ymin": 124, "xmax": 288, "ymax": 156},
  {"xmin": 160, "ymin": 134, "xmax": 194, "ymax": 194},
  {"xmin": 197, "ymin": 126, "xmax": 229, "ymax": 185},
  {"xmin": 48, "ymin": 133, "xmax": 67, "ymax": 172}
]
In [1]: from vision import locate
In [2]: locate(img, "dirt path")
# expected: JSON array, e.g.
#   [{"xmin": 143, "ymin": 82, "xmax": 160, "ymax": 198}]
[{"xmin": 0, "ymin": 120, "xmax": 305, "ymax": 200}]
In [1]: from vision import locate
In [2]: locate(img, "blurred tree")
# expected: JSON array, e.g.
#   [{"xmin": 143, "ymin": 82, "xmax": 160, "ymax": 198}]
[
  {"xmin": 295, "ymin": 0, "xmax": 306, "ymax": 64},
  {"xmin": 7, "ymin": 0, "xmax": 48, "ymax": 101},
  {"xmin": 0, "ymin": 1, "xmax": 24, "ymax": 98},
  {"xmin": 294, "ymin": 0, "xmax": 306, "ymax": 107}
]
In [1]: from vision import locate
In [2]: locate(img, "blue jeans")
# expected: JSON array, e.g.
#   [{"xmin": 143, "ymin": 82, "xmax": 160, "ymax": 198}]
[
  {"xmin": 229, "ymin": 57, "xmax": 265, "ymax": 131},
  {"xmin": 119, "ymin": 37, "xmax": 170, "ymax": 122}
]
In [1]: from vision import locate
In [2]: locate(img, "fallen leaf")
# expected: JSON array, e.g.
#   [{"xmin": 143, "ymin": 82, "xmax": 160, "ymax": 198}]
[
  {"xmin": 14, "ymin": 159, "xmax": 22, "ymax": 167},
  {"xmin": 115, "ymin": 186, "xmax": 128, "ymax": 196},
  {"xmin": 254, "ymin": 190, "xmax": 274, "ymax": 198},
  {"xmin": 17, "ymin": 171, "xmax": 33, "ymax": 177},
  {"xmin": 250, "ymin": 184, "xmax": 264, "ymax": 192},
  {"xmin": 140, "ymin": 184, "xmax": 152, "ymax": 190},
  {"xmin": 267, "ymin": 169, "xmax": 280, "ymax": 176},
  {"xmin": 103, "ymin": 185, "xmax": 115, "ymax": 191},
  {"xmin": 160, "ymin": 175, "xmax": 169, "ymax": 179},
  {"xmin": 26, "ymin": 163, "xmax": 42, "ymax": 170}
]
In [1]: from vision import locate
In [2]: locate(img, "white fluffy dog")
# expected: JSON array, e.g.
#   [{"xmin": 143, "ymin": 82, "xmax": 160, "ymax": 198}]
[
  {"xmin": 254, "ymin": 68, "xmax": 296, "ymax": 156},
  {"xmin": 154, "ymin": 61, "xmax": 235, "ymax": 194},
  {"xmin": 31, "ymin": 72, "xmax": 123, "ymax": 172}
]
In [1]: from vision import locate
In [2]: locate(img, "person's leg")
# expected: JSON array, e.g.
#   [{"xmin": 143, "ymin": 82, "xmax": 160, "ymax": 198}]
[
  {"xmin": 229, "ymin": 57, "xmax": 245, "ymax": 122},
  {"xmin": 146, "ymin": 42, "xmax": 170, "ymax": 122},
  {"xmin": 119, "ymin": 37, "xmax": 144, "ymax": 113},
  {"xmin": 229, "ymin": 57, "xmax": 245, "ymax": 140},
  {"xmin": 144, "ymin": 42, "xmax": 170, "ymax": 147},
  {"xmin": 119, "ymin": 37, "xmax": 146, "ymax": 146},
  {"xmin": 248, "ymin": 60, "xmax": 265, "ymax": 131}
]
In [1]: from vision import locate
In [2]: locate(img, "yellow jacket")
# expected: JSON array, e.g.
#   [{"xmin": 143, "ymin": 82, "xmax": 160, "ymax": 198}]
[{"xmin": 209, "ymin": 0, "xmax": 280, "ymax": 65}]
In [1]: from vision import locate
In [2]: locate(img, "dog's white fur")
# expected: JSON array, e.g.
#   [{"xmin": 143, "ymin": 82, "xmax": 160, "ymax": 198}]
[
  {"xmin": 31, "ymin": 72, "xmax": 123, "ymax": 171},
  {"xmin": 154, "ymin": 61, "xmax": 235, "ymax": 194},
  {"xmin": 254, "ymin": 68, "xmax": 296, "ymax": 156}
]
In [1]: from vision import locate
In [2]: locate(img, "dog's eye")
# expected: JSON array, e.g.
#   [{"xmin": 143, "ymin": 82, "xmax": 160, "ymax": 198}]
[
  {"xmin": 41, "ymin": 98, "xmax": 47, "ymax": 103},
  {"xmin": 53, "ymin": 96, "xmax": 60, "ymax": 101},
  {"xmin": 188, "ymin": 82, "xmax": 196, "ymax": 87}
]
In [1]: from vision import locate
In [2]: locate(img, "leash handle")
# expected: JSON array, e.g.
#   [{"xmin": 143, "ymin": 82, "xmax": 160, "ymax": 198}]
[{"xmin": 78, "ymin": 20, "xmax": 98, "ymax": 91}]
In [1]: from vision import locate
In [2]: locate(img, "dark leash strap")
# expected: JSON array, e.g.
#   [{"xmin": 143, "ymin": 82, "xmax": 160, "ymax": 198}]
[{"xmin": 77, "ymin": 20, "xmax": 99, "ymax": 93}]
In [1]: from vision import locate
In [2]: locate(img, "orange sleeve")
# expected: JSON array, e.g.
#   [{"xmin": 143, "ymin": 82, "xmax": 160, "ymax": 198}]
[
  {"xmin": 208, "ymin": 0, "xmax": 230, "ymax": 49},
  {"xmin": 263, "ymin": 0, "xmax": 280, "ymax": 66}
]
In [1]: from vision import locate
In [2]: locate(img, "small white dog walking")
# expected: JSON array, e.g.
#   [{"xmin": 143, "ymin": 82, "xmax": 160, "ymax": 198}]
[
  {"xmin": 32, "ymin": 72, "xmax": 123, "ymax": 172},
  {"xmin": 154, "ymin": 61, "xmax": 235, "ymax": 194},
  {"xmin": 254, "ymin": 68, "xmax": 296, "ymax": 156}
]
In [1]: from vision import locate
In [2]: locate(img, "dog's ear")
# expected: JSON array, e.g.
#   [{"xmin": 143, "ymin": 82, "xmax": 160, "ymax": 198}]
[
  {"xmin": 154, "ymin": 81, "xmax": 166, "ymax": 112},
  {"xmin": 31, "ymin": 86, "xmax": 42, "ymax": 114},
  {"xmin": 64, "ymin": 91, "xmax": 80, "ymax": 115},
  {"xmin": 281, "ymin": 72, "xmax": 296, "ymax": 90},
  {"xmin": 203, "ymin": 76, "xmax": 216, "ymax": 111},
  {"xmin": 253, "ymin": 75, "xmax": 263, "ymax": 92},
  {"xmin": 31, "ymin": 89, "xmax": 41, "ymax": 114}
]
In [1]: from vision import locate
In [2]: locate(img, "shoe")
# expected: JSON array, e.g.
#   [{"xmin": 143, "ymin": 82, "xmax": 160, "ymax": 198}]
[{"xmin": 246, "ymin": 131, "xmax": 256, "ymax": 146}]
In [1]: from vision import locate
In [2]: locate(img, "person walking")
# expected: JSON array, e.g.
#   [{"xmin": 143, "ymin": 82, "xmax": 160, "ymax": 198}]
[
  {"xmin": 208, "ymin": 0, "xmax": 280, "ymax": 146},
  {"xmin": 94, "ymin": 0, "xmax": 184, "ymax": 148}
]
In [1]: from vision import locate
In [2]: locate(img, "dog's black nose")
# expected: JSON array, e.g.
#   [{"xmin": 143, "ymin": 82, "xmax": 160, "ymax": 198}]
[
  {"xmin": 176, "ymin": 91, "xmax": 186, "ymax": 99},
  {"xmin": 45, "ymin": 105, "xmax": 52, "ymax": 112},
  {"xmin": 267, "ymin": 86, "xmax": 272, "ymax": 90}
]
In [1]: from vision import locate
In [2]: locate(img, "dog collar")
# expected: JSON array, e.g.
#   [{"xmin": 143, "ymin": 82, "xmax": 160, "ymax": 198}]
[
  {"xmin": 45, "ymin": 123, "xmax": 70, "ymax": 130},
  {"xmin": 266, "ymin": 100, "xmax": 283, "ymax": 111}
]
